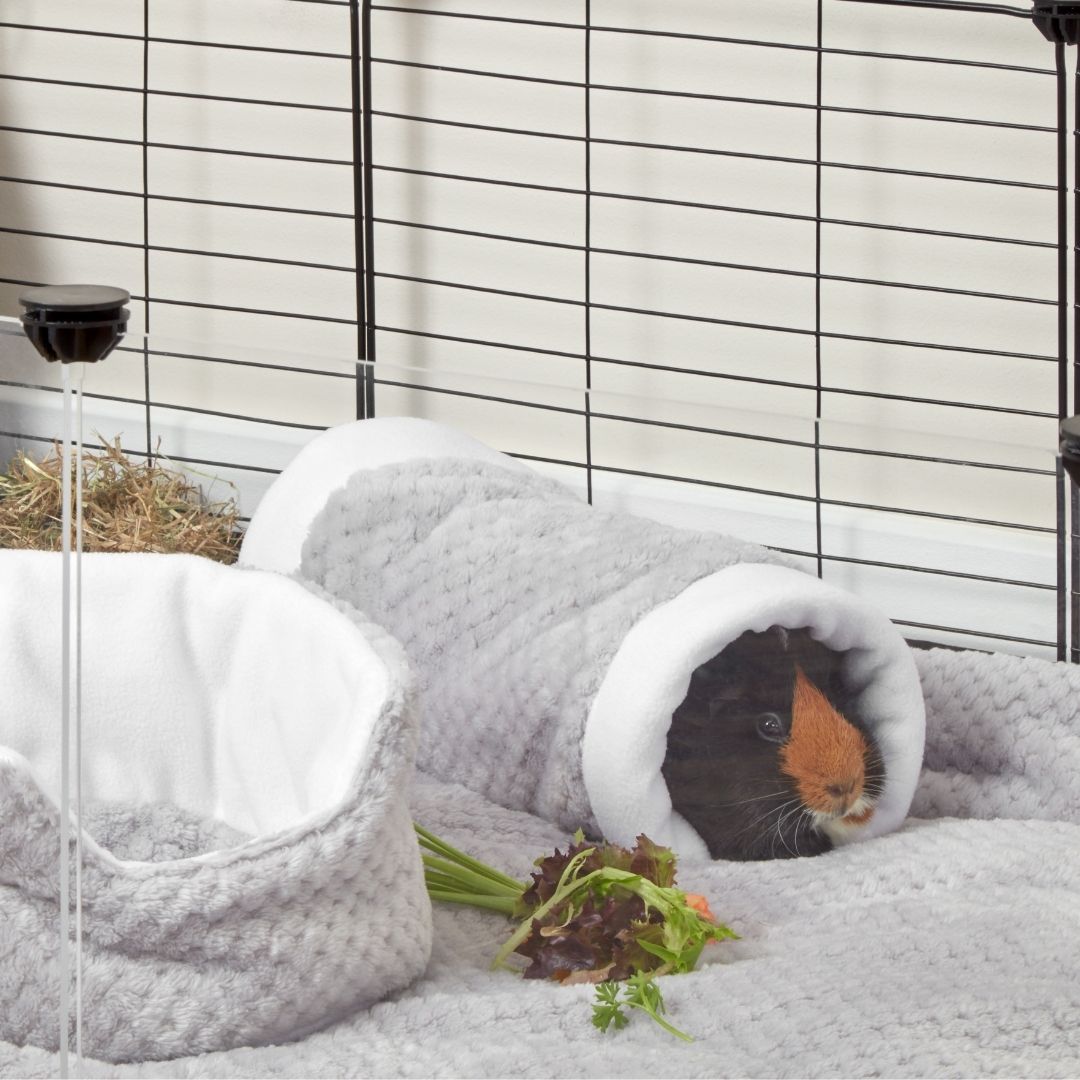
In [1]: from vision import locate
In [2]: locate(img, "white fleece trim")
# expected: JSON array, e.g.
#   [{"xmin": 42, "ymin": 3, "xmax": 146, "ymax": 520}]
[
  {"xmin": 240, "ymin": 417, "xmax": 527, "ymax": 576},
  {"xmin": 0, "ymin": 551, "xmax": 393, "ymax": 841},
  {"xmin": 582, "ymin": 562, "xmax": 926, "ymax": 861}
]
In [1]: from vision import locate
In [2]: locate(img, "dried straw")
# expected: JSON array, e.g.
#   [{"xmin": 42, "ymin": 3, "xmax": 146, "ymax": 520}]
[{"xmin": 0, "ymin": 438, "xmax": 242, "ymax": 564}]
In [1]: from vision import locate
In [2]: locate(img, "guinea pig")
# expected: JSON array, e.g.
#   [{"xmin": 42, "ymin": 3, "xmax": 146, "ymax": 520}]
[{"xmin": 661, "ymin": 625, "xmax": 885, "ymax": 861}]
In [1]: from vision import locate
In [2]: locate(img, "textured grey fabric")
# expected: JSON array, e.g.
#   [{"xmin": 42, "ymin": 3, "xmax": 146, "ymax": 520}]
[
  {"xmin": 301, "ymin": 457, "xmax": 791, "ymax": 833},
  {"xmin": 912, "ymin": 646, "xmax": 1080, "ymax": 823},
  {"xmin": 0, "ymin": 584, "xmax": 433, "ymax": 1065},
  {"xmin": 2, "ymin": 641, "xmax": 1078, "ymax": 1078},
  {"xmin": 82, "ymin": 801, "xmax": 251, "ymax": 861}
]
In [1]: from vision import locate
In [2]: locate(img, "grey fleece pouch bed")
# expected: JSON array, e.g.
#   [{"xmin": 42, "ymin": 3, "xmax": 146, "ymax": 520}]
[
  {"xmin": 0, "ymin": 552, "xmax": 431, "ymax": 1063},
  {"xmin": 241, "ymin": 417, "xmax": 927, "ymax": 862}
]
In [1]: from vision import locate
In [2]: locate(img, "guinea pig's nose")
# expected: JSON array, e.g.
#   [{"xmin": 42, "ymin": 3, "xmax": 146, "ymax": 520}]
[{"xmin": 826, "ymin": 778, "xmax": 862, "ymax": 813}]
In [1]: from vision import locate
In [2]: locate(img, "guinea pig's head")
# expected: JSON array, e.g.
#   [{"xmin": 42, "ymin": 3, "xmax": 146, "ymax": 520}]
[{"xmin": 661, "ymin": 627, "xmax": 886, "ymax": 862}]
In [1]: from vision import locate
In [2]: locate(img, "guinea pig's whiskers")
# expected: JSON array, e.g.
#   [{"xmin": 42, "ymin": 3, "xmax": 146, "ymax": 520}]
[
  {"xmin": 781, "ymin": 802, "xmax": 819, "ymax": 858},
  {"xmin": 730, "ymin": 796, "xmax": 804, "ymax": 849},
  {"xmin": 727, "ymin": 802, "xmax": 791, "ymax": 846},
  {"xmin": 700, "ymin": 786, "xmax": 792, "ymax": 811},
  {"xmin": 796, "ymin": 807, "xmax": 818, "ymax": 846},
  {"xmin": 777, "ymin": 812, "xmax": 812, "ymax": 859},
  {"xmin": 774, "ymin": 803, "xmax": 803, "ymax": 858},
  {"xmin": 684, "ymin": 783, "xmax": 791, "ymax": 814}
]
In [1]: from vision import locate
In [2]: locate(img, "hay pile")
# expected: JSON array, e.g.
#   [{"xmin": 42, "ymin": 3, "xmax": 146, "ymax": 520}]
[{"xmin": 0, "ymin": 439, "xmax": 242, "ymax": 564}]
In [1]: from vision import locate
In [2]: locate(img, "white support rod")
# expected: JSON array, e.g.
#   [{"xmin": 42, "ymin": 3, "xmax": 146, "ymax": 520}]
[
  {"xmin": 58, "ymin": 365, "xmax": 72, "ymax": 1080},
  {"xmin": 74, "ymin": 367, "xmax": 85, "ymax": 1076}
]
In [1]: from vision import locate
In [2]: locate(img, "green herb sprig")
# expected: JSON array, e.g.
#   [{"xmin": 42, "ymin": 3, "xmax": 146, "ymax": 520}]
[{"xmin": 592, "ymin": 972, "xmax": 691, "ymax": 1042}]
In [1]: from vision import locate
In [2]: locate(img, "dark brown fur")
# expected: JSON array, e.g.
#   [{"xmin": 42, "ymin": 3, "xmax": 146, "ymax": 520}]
[{"xmin": 661, "ymin": 627, "xmax": 885, "ymax": 861}]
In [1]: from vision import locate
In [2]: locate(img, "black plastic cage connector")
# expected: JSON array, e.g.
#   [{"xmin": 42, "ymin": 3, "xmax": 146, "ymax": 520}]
[
  {"xmin": 1060, "ymin": 416, "xmax": 1080, "ymax": 487},
  {"xmin": 1032, "ymin": 1, "xmax": 1080, "ymax": 42},
  {"xmin": 19, "ymin": 284, "xmax": 130, "ymax": 365}
]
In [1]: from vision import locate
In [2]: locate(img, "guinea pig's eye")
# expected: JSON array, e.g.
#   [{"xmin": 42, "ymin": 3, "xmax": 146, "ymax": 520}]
[{"xmin": 755, "ymin": 711, "xmax": 788, "ymax": 744}]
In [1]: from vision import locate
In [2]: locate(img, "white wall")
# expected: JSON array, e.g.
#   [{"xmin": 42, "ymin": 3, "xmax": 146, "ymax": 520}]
[{"xmin": 0, "ymin": 0, "xmax": 1070, "ymax": 656}]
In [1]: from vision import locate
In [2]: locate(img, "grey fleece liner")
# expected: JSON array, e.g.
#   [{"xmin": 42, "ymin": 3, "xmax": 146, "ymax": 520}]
[
  {"xmin": 300, "ymin": 450, "xmax": 925, "ymax": 856},
  {"xmin": 0, "ymin": 553, "xmax": 432, "ymax": 1064},
  {"xmin": 3, "ymin": 643, "xmax": 1077, "ymax": 1079}
]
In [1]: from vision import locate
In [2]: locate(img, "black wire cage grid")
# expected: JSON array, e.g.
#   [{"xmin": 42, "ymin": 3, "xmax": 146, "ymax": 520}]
[{"xmin": 1, "ymin": 0, "xmax": 1080, "ymax": 659}]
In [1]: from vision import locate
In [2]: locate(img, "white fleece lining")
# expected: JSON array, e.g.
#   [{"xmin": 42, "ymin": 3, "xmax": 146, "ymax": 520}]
[
  {"xmin": 0, "ymin": 551, "xmax": 389, "ymax": 839},
  {"xmin": 582, "ymin": 562, "xmax": 926, "ymax": 861},
  {"xmin": 240, "ymin": 416, "xmax": 527, "ymax": 576}
]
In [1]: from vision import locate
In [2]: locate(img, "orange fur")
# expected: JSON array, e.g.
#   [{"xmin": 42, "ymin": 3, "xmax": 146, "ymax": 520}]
[{"xmin": 780, "ymin": 665, "xmax": 869, "ymax": 817}]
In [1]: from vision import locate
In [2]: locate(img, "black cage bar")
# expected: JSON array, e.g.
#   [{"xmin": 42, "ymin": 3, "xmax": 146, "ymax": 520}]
[{"xmin": 0, "ymin": 0, "xmax": 1075, "ymax": 660}]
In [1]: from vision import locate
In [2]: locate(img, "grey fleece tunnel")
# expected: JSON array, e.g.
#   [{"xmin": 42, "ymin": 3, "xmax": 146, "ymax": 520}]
[{"xmin": 241, "ymin": 417, "xmax": 927, "ymax": 861}]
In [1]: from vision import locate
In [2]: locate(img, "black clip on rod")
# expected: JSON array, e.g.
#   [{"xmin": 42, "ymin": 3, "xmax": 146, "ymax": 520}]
[{"xmin": 18, "ymin": 284, "xmax": 131, "ymax": 366}]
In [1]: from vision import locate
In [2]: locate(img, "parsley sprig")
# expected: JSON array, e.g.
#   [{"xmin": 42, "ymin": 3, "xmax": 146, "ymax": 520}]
[
  {"xmin": 415, "ymin": 824, "xmax": 737, "ymax": 1041},
  {"xmin": 592, "ymin": 972, "xmax": 691, "ymax": 1042}
]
